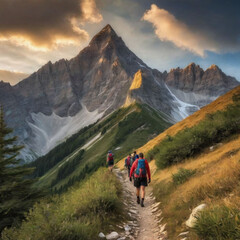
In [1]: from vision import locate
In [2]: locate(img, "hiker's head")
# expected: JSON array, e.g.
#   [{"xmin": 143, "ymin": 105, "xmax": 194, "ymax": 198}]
[
  {"xmin": 128, "ymin": 154, "xmax": 131, "ymax": 156},
  {"xmin": 133, "ymin": 151, "xmax": 136, "ymax": 155},
  {"xmin": 139, "ymin": 153, "xmax": 144, "ymax": 159},
  {"xmin": 108, "ymin": 150, "xmax": 112, "ymax": 154}
]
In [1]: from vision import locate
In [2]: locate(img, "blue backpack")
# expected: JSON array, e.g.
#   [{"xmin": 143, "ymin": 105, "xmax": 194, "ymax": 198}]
[{"xmin": 135, "ymin": 159, "xmax": 146, "ymax": 178}]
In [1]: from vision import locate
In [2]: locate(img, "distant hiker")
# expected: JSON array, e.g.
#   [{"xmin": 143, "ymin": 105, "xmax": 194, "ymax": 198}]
[
  {"xmin": 131, "ymin": 151, "xmax": 139, "ymax": 165},
  {"xmin": 107, "ymin": 150, "xmax": 114, "ymax": 171},
  {"xmin": 130, "ymin": 152, "xmax": 151, "ymax": 207},
  {"xmin": 125, "ymin": 154, "xmax": 132, "ymax": 177}
]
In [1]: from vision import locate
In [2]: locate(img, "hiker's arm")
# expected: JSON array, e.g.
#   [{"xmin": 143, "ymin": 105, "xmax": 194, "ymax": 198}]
[{"xmin": 145, "ymin": 160, "xmax": 151, "ymax": 180}]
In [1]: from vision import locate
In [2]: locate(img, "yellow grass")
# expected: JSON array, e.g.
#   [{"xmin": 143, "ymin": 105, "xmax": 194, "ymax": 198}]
[{"xmin": 152, "ymin": 135, "xmax": 240, "ymax": 239}]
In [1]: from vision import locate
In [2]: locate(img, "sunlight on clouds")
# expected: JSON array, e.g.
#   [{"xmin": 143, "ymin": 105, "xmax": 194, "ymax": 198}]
[
  {"xmin": 142, "ymin": 4, "xmax": 218, "ymax": 57},
  {"xmin": 0, "ymin": 0, "xmax": 102, "ymax": 51},
  {"xmin": 81, "ymin": 0, "xmax": 103, "ymax": 23}
]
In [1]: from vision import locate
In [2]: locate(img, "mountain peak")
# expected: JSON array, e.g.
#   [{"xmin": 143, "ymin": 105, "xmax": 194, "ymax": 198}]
[
  {"xmin": 89, "ymin": 24, "xmax": 118, "ymax": 47},
  {"xmin": 208, "ymin": 64, "xmax": 221, "ymax": 71}
]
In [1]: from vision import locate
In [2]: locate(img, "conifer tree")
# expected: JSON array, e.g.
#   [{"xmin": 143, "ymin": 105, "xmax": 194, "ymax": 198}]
[{"xmin": 0, "ymin": 106, "xmax": 41, "ymax": 232}]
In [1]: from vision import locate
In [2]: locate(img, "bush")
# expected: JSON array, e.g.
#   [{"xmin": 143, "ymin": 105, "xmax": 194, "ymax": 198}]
[
  {"xmin": 193, "ymin": 206, "xmax": 240, "ymax": 240},
  {"xmin": 172, "ymin": 168, "xmax": 196, "ymax": 185},
  {"xmin": 1, "ymin": 168, "xmax": 123, "ymax": 240}
]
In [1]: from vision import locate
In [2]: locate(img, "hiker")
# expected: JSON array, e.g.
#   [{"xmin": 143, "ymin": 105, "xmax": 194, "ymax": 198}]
[
  {"xmin": 129, "ymin": 152, "xmax": 151, "ymax": 207},
  {"xmin": 131, "ymin": 151, "xmax": 139, "ymax": 165},
  {"xmin": 107, "ymin": 150, "xmax": 114, "ymax": 171},
  {"xmin": 125, "ymin": 154, "xmax": 132, "ymax": 177}
]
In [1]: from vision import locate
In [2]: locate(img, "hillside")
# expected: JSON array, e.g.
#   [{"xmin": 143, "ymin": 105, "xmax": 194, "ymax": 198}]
[
  {"xmin": 31, "ymin": 103, "xmax": 171, "ymax": 192},
  {"xmin": 117, "ymin": 85, "xmax": 240, "ymax": 239}
]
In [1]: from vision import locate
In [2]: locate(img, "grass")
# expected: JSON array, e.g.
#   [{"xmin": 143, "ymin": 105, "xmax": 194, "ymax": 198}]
[
  {"xmin": 152, "ymin": 135, "xmax": 240, "ymax": 239},
  {"xmin": 193, "ymin": 206, "xmax": 240, "ymax": 240},
  {"xmin": 172, "ymin": 168, "xmax": 196, "ymax": 185},
  {"xmin": 1, "ymin": 168, "xmax": 124, "ymax": 240}
]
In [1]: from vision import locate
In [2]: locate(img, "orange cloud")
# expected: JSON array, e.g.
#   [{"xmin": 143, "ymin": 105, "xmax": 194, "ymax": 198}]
[
  {"xmin": 142, "ymin": 4, "xmax": 218, "ymax": 56},
  {"xmin": 0, "ymin": 0, "xmax": 102, "ymax": 51}
]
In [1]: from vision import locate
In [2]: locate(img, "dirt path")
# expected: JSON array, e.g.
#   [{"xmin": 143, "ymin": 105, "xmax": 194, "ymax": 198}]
[{"xmin": 114, "ymin": 168, "xmax": 167, "ymax": 240}]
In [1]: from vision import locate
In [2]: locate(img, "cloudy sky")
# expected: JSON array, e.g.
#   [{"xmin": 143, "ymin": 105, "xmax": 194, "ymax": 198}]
[{"xmin": 0, "ymin": 0, "xmax": 240, "ymax": 84}]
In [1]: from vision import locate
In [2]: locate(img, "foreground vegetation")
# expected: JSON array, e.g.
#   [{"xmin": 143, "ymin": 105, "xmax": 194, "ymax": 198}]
[
  {"xmin": 1, "ymin": 168, "xmax": 124, "ymax": 240},
  {"xmin": 153, "ymin": 135, "xmax": 240, "ymax": 239}
]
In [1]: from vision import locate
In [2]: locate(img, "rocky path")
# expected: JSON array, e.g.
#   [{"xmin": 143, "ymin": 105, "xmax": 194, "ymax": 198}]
[{"xmin": 113, "ymin": 168, "xmax": 168, "ymax": 240}]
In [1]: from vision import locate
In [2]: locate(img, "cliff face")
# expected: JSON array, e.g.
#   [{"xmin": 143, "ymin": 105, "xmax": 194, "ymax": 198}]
[
  {"xmin": 164, "ymin": 63, "xmax": 239, "ymax": 107},
  {"xmin": 0, "ymin": 25, "xmax": 238, "ymax": 162}
]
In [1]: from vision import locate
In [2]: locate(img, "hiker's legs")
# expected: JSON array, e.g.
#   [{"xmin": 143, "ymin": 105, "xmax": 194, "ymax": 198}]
[
  {"xmin": 140, "ymin": 186, "xmax": 145, "ymax": 199},
  {"xmin": 136, "ymin": 187, "xmax": 140, "ymax": 197}
]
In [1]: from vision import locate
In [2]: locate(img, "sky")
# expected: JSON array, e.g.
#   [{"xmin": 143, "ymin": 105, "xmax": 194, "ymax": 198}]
[{"xmin": 0, "ymin": 0, "xmax": 240, "ymax": 84}]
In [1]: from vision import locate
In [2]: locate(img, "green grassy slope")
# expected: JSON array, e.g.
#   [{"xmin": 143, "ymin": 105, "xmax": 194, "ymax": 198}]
[
  {"xmin": 2, "ymin": 169, "xmax": 125, "ymax": 240},
  {"xmin": 32, "ymin": 103, "xmax": 171, "ymax": 193}
]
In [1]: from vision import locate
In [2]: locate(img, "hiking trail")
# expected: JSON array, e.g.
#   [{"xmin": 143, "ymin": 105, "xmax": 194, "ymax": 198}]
[{"xmin": 113, "ymin": 168, "xmax": 168, "ymax": 240}]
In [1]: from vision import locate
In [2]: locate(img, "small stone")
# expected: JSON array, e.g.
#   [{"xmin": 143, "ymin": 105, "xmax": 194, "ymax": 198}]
[
  {"xmin": 106, "ymin": 232, "xmax": 119, "ymax": 239},
  {"xmin": 117, "ymin": 237, "xmax": 126, "ymax": 240},
  {"xmin": 159, "ymin": 223, "xmax": 166, "ymax": 232},
  {"xmin": 178, "ymin": 231, "xmax": 189, "ymax": 236},
  {"xmin": 124, "ymin": 225, "xmax": 131, "ymax": 232},
  {"xmin": 98, "ymin": 232, "xmax": 105, "ymax": 238}
]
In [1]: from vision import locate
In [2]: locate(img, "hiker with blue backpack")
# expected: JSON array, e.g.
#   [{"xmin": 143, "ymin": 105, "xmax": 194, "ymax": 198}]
[
  {"xmin": 107, "ymin": 150, "xmax": 114, "ymax": 171},
  {"xmin": 129, "ymin": 152, "xmax": 151, "ymax": 207},
  {"xmin": 125, "ymin": 154, "xmax": 132, "ymax": 177}
]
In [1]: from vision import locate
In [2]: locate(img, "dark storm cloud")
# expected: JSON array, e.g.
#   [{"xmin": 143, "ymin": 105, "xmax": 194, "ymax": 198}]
[{"xmin": 0, "ymin": 0, "xmax": 102, "ymax": 48}]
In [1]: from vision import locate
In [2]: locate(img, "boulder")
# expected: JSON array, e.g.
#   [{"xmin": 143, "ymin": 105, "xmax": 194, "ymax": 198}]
[
  {"xmin": 186, "ymin": 203, "xmax": 207, "ymax": 227},
  {"xmin": 106, "ymin": 232, "xmax": 119, "ymax": 239}
]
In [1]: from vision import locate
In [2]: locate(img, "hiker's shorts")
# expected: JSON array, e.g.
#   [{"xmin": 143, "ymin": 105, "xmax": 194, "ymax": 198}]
[
  {"xmin": 134, "ymin": 177, "xmax": 148, "ymax": 188},
  {"xmin": 108, "ymin": 160, "xmax": 114, "ymax": 166}
]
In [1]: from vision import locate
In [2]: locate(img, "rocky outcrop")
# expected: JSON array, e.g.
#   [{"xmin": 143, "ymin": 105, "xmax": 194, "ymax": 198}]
[{"xmin": 164, "ymin": 63, "xmax": 239, "ymax": 107}]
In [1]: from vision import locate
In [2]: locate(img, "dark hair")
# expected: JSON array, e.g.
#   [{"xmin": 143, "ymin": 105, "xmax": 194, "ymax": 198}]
[
  {"xmin": 134, "ymin": 151, "xmax": 136, "ymax": 154},
  {"xmin": 139, "ymin": 153, "xmax": 144, "ymax": 158},
  {"xmin": 129, "ymin": 153, "xmax": 131, "ymax": 156}
]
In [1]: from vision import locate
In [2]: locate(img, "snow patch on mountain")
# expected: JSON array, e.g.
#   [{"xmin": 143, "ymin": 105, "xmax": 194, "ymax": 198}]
[
  {"xmin": 165, "ymin": 84, "xmax": 200, "ymax": 122},
  {"xmin": 27, "ymin": 104, "xmax": 104, "ymax": 156}
]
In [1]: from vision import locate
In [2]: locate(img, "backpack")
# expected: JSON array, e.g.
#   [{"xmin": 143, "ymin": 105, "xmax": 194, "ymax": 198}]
[
  {"xmin": 126, "ymin": 156, "xmax": 131, "ymax": 167},
  {"xmin": 135, "ymin": 159, "xmax": 146, "ymax": 178},
  {"xmin": 108, "ymin": 153, "xmax": 114, "ymax": 161}
]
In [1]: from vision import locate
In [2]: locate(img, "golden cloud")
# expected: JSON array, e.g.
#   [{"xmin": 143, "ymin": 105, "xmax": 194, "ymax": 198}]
[
  {"xmin": 0, "ymin": 0, "xmax": 102, "ymax": 51},
  {"xmin": 142, "ymin": 4, "xmax": 218, "ymax": 57}
]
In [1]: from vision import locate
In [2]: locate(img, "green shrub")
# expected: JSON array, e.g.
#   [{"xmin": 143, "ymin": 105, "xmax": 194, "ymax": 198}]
[
  {"xmin": 1, "ymin": 168, "xmax": 123, "ymax": 240},
  {"xmin": 172, "ymin": 168, "xmax": 196, "ymax": 185},
  {"xmin": 193, "ymin": 206, "xmax": 240, "ymax": 240}
]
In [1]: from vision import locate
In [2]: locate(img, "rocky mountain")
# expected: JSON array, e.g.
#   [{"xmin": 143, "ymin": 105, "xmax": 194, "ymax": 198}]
[
  {"xmin": 0, "ymin": 25, "xmax": 238, "ymax": 162},
  {"xmin": 164, "ymin": 63, "xmax": 239, "ymax": 107}
]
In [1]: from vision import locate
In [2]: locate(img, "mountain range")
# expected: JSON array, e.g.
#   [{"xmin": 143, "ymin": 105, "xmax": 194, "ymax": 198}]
[{"xmin": 0, "ymin": 24, "xmax": 238, "ymax": 161}]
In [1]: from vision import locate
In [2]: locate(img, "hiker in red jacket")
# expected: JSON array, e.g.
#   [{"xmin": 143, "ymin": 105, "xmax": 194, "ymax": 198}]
[
  {"xmin": 107, "ymin": 150, "xmax": 114, "ymax": 171},
  {"xmin": 125, "ymin": 154, "xmax": 132, "ymax": 177},
  {"xmin": 129, "ymin": 152, "xmax": 151, "ymax": 207}
]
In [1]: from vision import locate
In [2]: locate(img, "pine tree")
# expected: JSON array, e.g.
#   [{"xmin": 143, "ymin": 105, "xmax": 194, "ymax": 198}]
[{"xmin": 0, "ymin": 106, "xmax": 41, "ymax": 232}]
